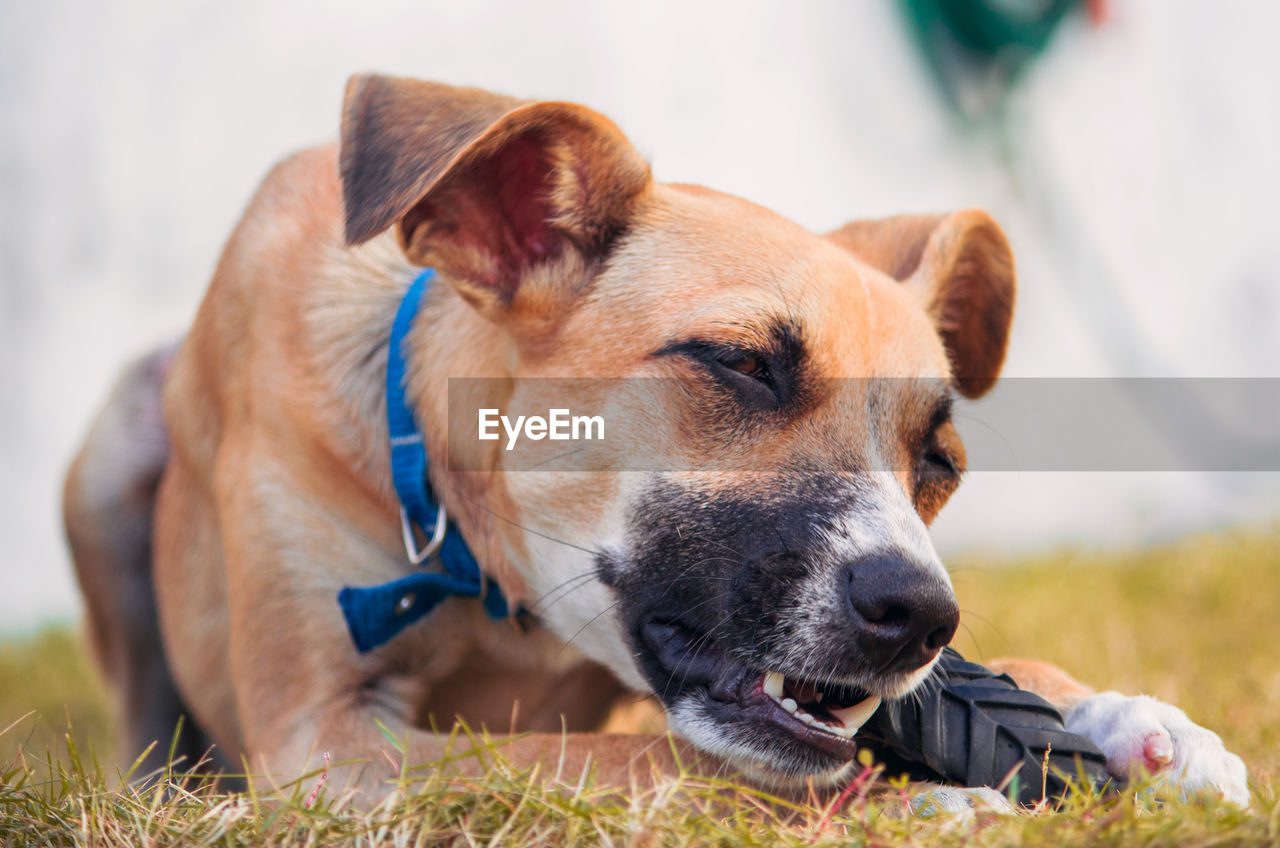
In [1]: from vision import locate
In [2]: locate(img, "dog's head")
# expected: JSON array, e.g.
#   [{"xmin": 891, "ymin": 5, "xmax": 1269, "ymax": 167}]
[{"xmin": 341, "ymin": 76, "xmax": 1014, "ymax": 786}]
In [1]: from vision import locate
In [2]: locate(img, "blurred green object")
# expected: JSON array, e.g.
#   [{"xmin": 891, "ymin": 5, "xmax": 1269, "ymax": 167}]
[{"xmin": 899, "ymin": 0, "xmax": 1084, "ymax": 120}]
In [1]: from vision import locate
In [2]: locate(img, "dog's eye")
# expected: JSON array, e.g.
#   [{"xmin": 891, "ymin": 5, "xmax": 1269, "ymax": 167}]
[
  {"xmin": 914, "ymin": 438, "xmax": 963, "ymax": 522},
  {"xmin": 708, "ymin": 349, "xmax": 780, "ymax": 401},
  {"xmin": 918, "ymin": 422, "xmax": 963, "ymax": 480},
  {"xmin": 720, "ymin": 354, "xmax": 769, "ymax": 383},
  {"xmin": 921, "ymin": 448, "xmax": 958, "ymax": 476},
  {"xmin": 656, "ymin": 339, "xmax": 787, "ymax": 408},
  {"xmin": 916, "ymin": 401, "xmax": 962, "ymax": 480}
]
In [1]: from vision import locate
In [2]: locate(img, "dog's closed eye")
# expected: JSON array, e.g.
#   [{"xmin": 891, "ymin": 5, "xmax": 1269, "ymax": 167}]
[
  {"xmin": 706, "ymin": 349, "xmax": 777, "ymax": 400},
  {"xmin": 920, "ymin": 444, "xmax": 959, "ymax": 477},
  {"xmin": 913, "ymin": 408, "xmax": 965, "ymax": 521},
  {"xmin": 661, "ymin": 341, "xmax": 786, "ymax": 408},
  {"xmin": 721, "ymin": 353, "xmax": 767, "ymax": 381}
]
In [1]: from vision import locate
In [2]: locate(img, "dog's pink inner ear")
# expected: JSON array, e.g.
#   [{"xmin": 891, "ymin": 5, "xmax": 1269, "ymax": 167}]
[
  {"xmin": 398, "ymin": 132, "xmax": 560, "ymax": 298},
  {"xmin": 340, "ymin": 75, "xmax": 528, "ymax": 248},
  {"xmin": 825, "ymin": 210, "xmax": 1016, "ymax": 399},
  {"xmin": 339, "ymin": 75, "xmax": 651, "ymax": 310}
]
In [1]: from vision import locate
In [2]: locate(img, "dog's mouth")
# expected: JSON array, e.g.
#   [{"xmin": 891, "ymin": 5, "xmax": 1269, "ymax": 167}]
[{"xmin": 639, "ymin": 620, "xmax": 883, "ymax": 771}]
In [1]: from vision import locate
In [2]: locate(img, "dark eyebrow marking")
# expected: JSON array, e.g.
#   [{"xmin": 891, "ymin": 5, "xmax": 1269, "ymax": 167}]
[{"xmin": 653, "ymin": 317, "xmax": 806, "ymax": 362}]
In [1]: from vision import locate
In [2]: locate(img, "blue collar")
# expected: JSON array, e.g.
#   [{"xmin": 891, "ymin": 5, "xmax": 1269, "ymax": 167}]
[{"xmin": 337, "ymin": 268, "xmax": 510, "ymax": 653}]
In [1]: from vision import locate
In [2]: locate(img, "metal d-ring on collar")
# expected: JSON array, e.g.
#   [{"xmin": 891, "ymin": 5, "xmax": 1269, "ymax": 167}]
[
  {"xmin": 336, "ymin": 268, "xmax": 511, "ymax": 654},
  {"xmin": 400, "ymin": 503, "xmax": 447, "ymax": 564}
]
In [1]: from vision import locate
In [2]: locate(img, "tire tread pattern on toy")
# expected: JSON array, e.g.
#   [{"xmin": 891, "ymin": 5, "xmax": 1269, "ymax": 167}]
[{"xmin": 855, "ymin": 647, "xmax": 1113, "ymax": 805}]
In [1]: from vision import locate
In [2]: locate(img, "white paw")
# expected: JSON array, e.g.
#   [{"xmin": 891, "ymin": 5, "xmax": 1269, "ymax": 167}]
[
  {"xmin": 1065, "ymin": 692, "xmax": 1249, "ymax": 807},
  {"xmin": 909, "ymin": 785, "xmax": 1014, "ymax": 818}
]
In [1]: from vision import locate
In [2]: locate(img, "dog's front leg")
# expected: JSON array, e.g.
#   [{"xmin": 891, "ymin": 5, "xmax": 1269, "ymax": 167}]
[
  {"xmin": 986, "ymin": 658, "xmax": 1249, "ymax": 805},
  {"xmin": 461, "ymin": 730, "xmax": 707, "ymax": 787},
  {"xmin": 252, "ymin": 700, "xmax": 703, "ymax": 799},
  {"xmin": 224, "ymin": 596, "xmax": 708, "ymax": 798}
]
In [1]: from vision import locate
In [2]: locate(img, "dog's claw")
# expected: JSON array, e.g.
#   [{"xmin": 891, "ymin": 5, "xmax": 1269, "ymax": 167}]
[{"xmin": 1143, "ymin": 730, "xmax": 1174, "ymax": 771}]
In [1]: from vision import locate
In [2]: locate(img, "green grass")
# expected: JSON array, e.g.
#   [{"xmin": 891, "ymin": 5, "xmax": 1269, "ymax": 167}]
[
  {"xmin": 3, "ymin": 526, "xmax": 1279, "ymax": 846},
  {"xmin": 949, "ymin": 526, "xmax": 1280, "ymax": 785}
]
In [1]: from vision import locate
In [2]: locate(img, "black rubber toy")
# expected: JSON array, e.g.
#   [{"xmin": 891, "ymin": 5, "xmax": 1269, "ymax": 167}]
[{"xmin": 855, "ymin": 647, "xmax": 1113, "ymax": 805}]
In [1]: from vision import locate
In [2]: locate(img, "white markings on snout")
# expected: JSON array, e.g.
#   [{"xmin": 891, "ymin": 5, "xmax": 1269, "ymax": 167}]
[
  {"xmin": 822, "ymin": 472, "xmax": 952, "ymax": 589},
  {"xmin": 762, "ymin": 473, "xmax": 954, "ymax": 697}
]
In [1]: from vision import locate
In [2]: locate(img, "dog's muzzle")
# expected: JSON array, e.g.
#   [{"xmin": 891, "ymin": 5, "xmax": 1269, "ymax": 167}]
[
  {"xmin": 605, "ymin": 477, "xmax": 960, "ymax": 783},
  {"xmin": 640, "ymin": 619, "xmax": 883, "ymax": 760},
  {"xmin": 618, "ymin": 551, "xmax": 959, "ymax": 782}
]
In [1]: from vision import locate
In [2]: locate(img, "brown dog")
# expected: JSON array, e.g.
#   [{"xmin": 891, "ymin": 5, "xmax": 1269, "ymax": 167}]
[{"xmin": 65, "ymin": 75, "xmax": 1247, "ymax": 806}]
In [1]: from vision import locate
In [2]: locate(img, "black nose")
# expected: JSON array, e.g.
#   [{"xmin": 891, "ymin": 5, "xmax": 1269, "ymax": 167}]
[{"xmin": 845, "ymin": 554, "xmax": 959, "ymax": 673}]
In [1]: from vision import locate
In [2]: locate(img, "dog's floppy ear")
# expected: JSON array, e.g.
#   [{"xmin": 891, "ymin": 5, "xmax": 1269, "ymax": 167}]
[
  {"xmin": 826, "ymin": 210, "xmax": 1015, "ymax": 399},
  {"xmin": 340, "ymin": 75, "xmax": 651, "ymax": 319}
]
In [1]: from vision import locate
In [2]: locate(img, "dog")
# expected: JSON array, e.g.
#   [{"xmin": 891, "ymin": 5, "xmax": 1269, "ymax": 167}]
[{"xmin": 64, "ymin": 75, "xmax": 1248, "ymax": 807}]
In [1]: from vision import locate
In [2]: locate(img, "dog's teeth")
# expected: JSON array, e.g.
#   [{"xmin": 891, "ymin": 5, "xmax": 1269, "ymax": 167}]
[
  {"xmin": 807, "ymin": 715, "xmax": 859, "ymax": 739},
  {"xmin": 823, "ymin": 716, "xmax": 860, "ymax": 739},
  {"xmin": 828, "ymin": 695, "xmax": 881, "ymax": 734},
  {"xmin": 763, "ymin": 671, "xmax": 785, "ymax": 699},
  {"xmin": 780, "ymin": 697, "xmax": 798, "ymax": 714}
]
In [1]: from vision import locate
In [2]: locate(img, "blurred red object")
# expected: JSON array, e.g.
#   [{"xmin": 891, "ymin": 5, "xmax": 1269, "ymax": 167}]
[{"xmin": 1086, "ymin": 0, "xmax": 1111, "ymax": 27}]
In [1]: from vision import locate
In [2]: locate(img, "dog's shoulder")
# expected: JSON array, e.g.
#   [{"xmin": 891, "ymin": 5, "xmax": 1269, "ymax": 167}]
[
  {"xmin": 166, "ymin": 142, "xmax": 367, "ymax": 451},
  {"xmin": 224, "ymin": 143, "xmax": 345, "ymax": 278}
]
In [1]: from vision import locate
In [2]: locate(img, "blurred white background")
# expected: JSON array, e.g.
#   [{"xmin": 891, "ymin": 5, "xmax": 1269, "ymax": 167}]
[{"xmin": 3, "ymin": 0, "xmax": 1278, "ymax": 632}]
